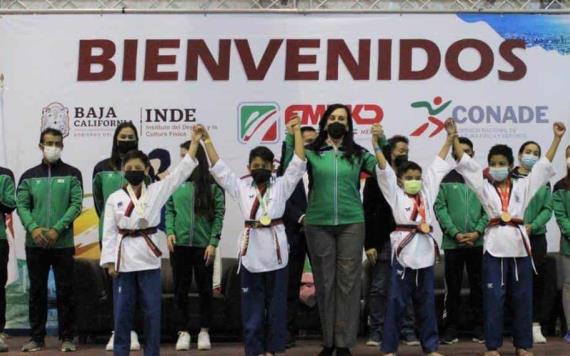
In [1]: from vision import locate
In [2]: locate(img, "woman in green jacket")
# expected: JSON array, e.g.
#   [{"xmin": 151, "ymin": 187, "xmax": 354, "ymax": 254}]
[
  {"xmin": 282, "ymin": 104, "xmax": 378, "ymax": 356},
  {"xmin": 512, "ymin": 141, "xmax": 553, "ymax": 344},
  {"xmin": 553, "ymin": 145, "xmax": 570, "ymax": 343},
  {"xmin": 165, "ymin": 141, "xmax": 225, "ymax": 351}
]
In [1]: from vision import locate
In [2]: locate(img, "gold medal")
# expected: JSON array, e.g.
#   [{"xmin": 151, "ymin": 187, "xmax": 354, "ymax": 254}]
[
  {"xmin": 259, "ymin": 215, "xmax": 272, "ymax": 226},
  {"xmin": 419, "ymin": 222, "xmax": 430, "ymax": 234},
  {"xmin": 500, "ymin": 211, "xmax": 512, "ymax": 223}
]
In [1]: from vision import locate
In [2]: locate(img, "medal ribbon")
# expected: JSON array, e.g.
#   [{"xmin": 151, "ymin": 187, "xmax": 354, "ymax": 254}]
[
  {"xmin": 254, "ymin": 184, "xmax": 270, "ymax": 221},
  {"xmin": 494, "ymin": 179, "xmax": 512, "ymax": 213},
  {"xmin": 411, "ymin": 195, "xmax": 427, "ymax": 223},
  {"xmin": 127, "ymin": 184, "xmax": 147, "ymax": 219}
]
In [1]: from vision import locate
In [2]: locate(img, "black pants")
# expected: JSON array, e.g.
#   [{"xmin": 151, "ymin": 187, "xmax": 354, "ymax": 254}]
[
  {"xmin": 26, "ymin": 247, "xmax": 75, "ymax": 342},
  {"xmin": 530, "ymin": 234, "xmax": 547, "ymax": 324},
  {"xmin": 0, "ymin": 240, "xmax": 9, "ymax": 333},
  {"xmin": 443, "ymin": 247, "xmax": 483, "ymax": 331},
  {"xmin": 170, "ymin": 246, "xmax": 213, "ymax": 331},
  {"xmin": 286, "ymin": 229, "xmax": 309, "ymax": 336}
]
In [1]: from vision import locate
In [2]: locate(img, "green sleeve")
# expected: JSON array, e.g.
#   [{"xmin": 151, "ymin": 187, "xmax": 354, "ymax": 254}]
[
  {"xmin": 92, "ymin": 172, "xmax": 104, "ymax": 217},
  {"xmin": 209, "ymin": 186, "xmax": 225, "ymax": 247},
  {"xmin": 164, "ymin": 196, "xmax": 176, "ymax": 236},
  {"xmin": 16, "ymin": 179, "xmax": 39, "ymax": 233},
  {"xmin": 0, "ymin": 175, "xmax": 16, "ymax": 212},
  {"xmin": 53, "ymin": 176, "xmax": 83, "ymax": 234},
  {"xmin": 474, "ymin": 207, "xmax": 490, "ymax": 235},
  {"xmin": 361, "ymin": 151, "xmax": 378, "ymax": 175},
  {"xmin": 530, "ymin": 187, "xmax": 553, "ymax": 232},
  {"xmin": 553, "ymin": 189, "xmax": 570, "ymax": 236},
  {"xmin": 433, "ymin": 185, "xmax": 460, "ymax": 238},
  {"xmin": 281, "ymin": 133, "xmax": 295, "ymax": 173},
  {"xmin": 377, "ymin": 135, "xmax": 390, "ymax": 149}
]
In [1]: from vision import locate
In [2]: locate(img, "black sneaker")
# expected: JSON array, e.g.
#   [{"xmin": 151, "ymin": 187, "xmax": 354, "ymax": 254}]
[
  {"xmin": 336, "ymin": 348, "xmax": 352, "ymax": 356},
  {"xmin": 286, "ymin": 332, "xmax": 296, "ymax": 349},
  {"xmin": 442, "ymin": 327, "xmax": 459, "ymax": 345},
  {"xmin": 317, "ymin": 346, "xmax": 335, "ymax": 356},
  {"xmin": 401, "ymin": 333, "xmax": 420, "ymax": 346}
]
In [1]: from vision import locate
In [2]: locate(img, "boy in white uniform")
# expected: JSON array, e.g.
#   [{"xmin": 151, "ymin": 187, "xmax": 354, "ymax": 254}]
[
  {"xmin": 100, "ymin": 132, "xmax": 202, "ymax": 356},
  {"xmin": 455, "ymin": 122, "xmax": 566, "ymax": 356},
  {"xmin": 197, "ymin": 119, "xmax": 305, "ymax": 356},
  {"xmin": 372, "ymin": 118, "xmax": 460, "ymax": 356}
]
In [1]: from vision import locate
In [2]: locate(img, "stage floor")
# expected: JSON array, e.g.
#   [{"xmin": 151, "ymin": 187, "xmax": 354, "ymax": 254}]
[{"xmin": 0, "ymin": 336, "xmax": 568, "ymax": 355}]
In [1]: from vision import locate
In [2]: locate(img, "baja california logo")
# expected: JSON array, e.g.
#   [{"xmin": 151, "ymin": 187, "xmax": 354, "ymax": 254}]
[
  {"xmin": 238, "ymin": 103, "xmax": 280, "ymax": 144},
  {"xmin": 41, "ymin": 102, "xmax": 70, "ymax": 138},
  {"xmin": 410, "ymin": 96, "xmax": 452, "ymax": 138}
]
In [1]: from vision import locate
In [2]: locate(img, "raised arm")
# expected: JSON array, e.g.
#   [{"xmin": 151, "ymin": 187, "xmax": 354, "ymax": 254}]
[
  {"xmin": 371, "ymin": 123, "xmax": 388, "ymax": 170},
  {"xmin": 545, "ymin": 122, "xmax": 567, "ymax": 162},
  {"xmin": 198, "ymin": 125, "xmax": 220, "ymax": 166}
]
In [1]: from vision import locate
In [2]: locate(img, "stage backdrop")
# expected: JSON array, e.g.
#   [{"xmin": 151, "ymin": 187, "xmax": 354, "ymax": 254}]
[{"xmin": 0, "ymin": 13, "xmax": 570, "ymax": 328}]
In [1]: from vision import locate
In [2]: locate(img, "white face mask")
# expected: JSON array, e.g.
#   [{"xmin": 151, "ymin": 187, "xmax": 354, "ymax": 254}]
[{"xmin": 43, "ymin": 146, "xmax": 62, "ymax": 163}]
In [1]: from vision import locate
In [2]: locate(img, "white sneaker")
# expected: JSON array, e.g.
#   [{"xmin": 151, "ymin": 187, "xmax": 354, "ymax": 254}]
[
  {"xmin": 105, "ymin": 332, "xmax": 114, "ymax": 352},
  {"xmin": 532, "ymin": 323, "xmax": 547, "ymax": 344},
  {"xmin": 197, "ymin": 330, "xmax": 211, "ymax": 350},
  {"xmin": 176, "ymin": 331, "xmax": 191, "ymax": 351},
  {"xmin": 130, "ymin": 331, "xmax": 141, "ymax": 351}
]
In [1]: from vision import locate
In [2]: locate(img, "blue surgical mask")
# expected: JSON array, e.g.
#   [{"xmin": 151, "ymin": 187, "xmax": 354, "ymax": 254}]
[
  {"xmin": 521, "ymin": 154, "xmax": 539, "ymax": 169},
  {"xmin": 489, "ymin": 167, "xmax": 509, "ymax": 182}
]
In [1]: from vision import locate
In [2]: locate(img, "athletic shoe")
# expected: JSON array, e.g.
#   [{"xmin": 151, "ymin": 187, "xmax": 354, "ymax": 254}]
[
  {"xmin": 197, "ymin": 330, "xmax": 211, "ymax": 350},
  {"xmin": 175, "ymin": 331, "xmax": 191, "ymax": 351}
]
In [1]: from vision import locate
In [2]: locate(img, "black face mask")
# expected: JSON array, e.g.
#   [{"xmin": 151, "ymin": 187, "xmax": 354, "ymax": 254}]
[
  {"xmin": 327, "ymin": 122, "xmax": 347, "ymax": 139},
  {"xmin": 394, "ymin": 154, "xmax": 409, "ymax": 168},
  {"xmin": 251, "ymin": 169, "xmax": 272, "ymax": 185},
  {"xmin": 125, "ymin": 170, "xmax": 146, "ymax": 186},
  {"xmin": 117, "ymin": 140, "xmax": 138, "ymax": 154}
]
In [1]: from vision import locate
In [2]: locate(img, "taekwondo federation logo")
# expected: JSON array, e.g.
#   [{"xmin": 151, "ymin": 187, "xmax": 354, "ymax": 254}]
[
  {"xmin": 238, "ymin": 103, "xmax": 280, "ymax": 144},
  {"xmin": 410, "ymin": 96, "xmax": 452, "ymax": 138},
  {"xmin": 41, "ymin": 102, "xmax": 71, "ymax": 138}
]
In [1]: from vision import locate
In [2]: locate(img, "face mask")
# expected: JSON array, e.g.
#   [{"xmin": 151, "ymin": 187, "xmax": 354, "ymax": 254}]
[
  {"xmin": 521, "ymin": 154, "xmax": 539, "ymax": 169},
  {"xmin": 251, "ymin": 169, "xmax": 272, "ymax": 185},
  {"xmin": 403, "ymin": 179, "xmax": 422, "ymax": 195},
  {"xmin": 117, "ymin": 140, "xmax": 137, "ymax": 154},
  {"xmin": 43, "ymin": 146, "xmax": 62, "ymax": 163},
  {"xmin": 327, "ymin": 122, "xmax": 347, "ymax": 139},
  {"xmin": 125, "ymin": 170, "xmax": 146, "ymax": 186},
  {"xmin": 394, "ymin": 154, "xmax": 409, "ymax": 168},
  {"xmin": 490, "ymin": 167, "xmax": 509, "ymax": 182}
]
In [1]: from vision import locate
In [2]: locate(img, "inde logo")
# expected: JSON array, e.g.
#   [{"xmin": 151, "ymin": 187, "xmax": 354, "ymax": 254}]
[
  {"xmin": 410, "ymin": 96, "xmax": 452, "ymax": 138},
  {"xmin": 238, "ymin": 103, "xmax": 280, "ymax": 144}
]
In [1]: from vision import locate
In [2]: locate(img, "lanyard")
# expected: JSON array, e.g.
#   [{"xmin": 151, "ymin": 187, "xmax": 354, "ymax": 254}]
[{"xmin": 127, "ymin": 184, "xmax": 147, "ymax": 218}]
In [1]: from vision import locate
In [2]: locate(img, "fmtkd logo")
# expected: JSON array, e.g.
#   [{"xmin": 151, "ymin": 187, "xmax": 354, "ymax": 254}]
[{"xmin": 238, "ymin": 103, "xmax": 280, "ymax": 144}]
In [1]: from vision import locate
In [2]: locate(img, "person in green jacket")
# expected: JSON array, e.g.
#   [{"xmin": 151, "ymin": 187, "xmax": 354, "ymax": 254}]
[
  {"xmin": 512, "ymin": 141, "xmax": 553, "ymax": 344},
  {"xmin": 165, "ymin": 140, "xmax": 225, "ymax": 352},
  {"xmin": 92, "ymin": 121, "xmax": 144, "ymax": 351},
  {"xmin": 553, "ymin": 145, "xmax": 570, "ymax": 344},
  {"xmin": 282, "ymin": 104, "xmax": 379, "ymax": 356},
  {"xmin": 17, "ymin": 128, "xmax": 83, "ymax": 353},
  {"xmin": 0, "ymin": 166, "xmax": 16, "ymax": 353},
  {"xmin": 434, "ymin": 137, "xmax": 488, "ymax": 345}
]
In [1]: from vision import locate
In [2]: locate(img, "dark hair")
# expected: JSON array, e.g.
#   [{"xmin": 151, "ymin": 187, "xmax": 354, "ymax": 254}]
[
  {"xmin": 39, "ymin": 128, "xmax": 63, "ymax": 144},
  {"xmin": 180, "ymin": 140, "xmax": 191, "ymax": 150},
  {"xmin": 397, "ymin": 161, "xmax": 423, "ymax": 178},
  {"xmin": 384, "ymin": 135, "xmax": 409, "ymax": 166},
  {"xmin": 249, "ymin": 146, "xmax": 274, "ymax": 164},
  {"xmin": 183, "ymin": 141, "xmax": 216, "ymax": 220},
  {"xmin": 122, "ymin": 150, "xmax": 150, "ymax": 168},
  {"xmin": 300, "ymin": 126, "xmax": 317, "ymax": 134},
  {"xmin": 518, "ymin": 141, "xmax": 542, "ymax": 157},
  {"xmin": 306, "ymin": 104, "xmax": 363, "ymax": 163},
  {"xmin": 488, "ymin": 144, "xmax": 514, "ymax": 165},
  {"xmin": 111, "ymin": 121, "xmax": 139, "ymax": 170},
  {"xmin": 452, "ymin": 137, "xmax": 474, "ymax": 158}
]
